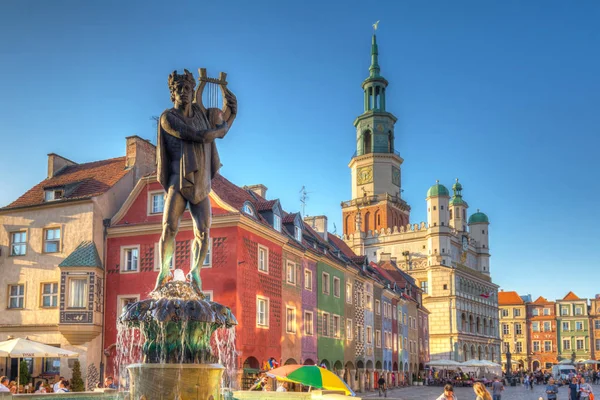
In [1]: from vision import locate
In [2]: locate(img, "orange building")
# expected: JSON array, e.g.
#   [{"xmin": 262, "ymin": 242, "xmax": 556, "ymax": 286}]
[{"xmin": 527, "ymin": 296, "xmax": 558, "ymax": 371}]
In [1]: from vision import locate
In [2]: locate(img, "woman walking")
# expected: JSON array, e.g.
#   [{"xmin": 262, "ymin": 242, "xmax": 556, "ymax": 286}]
[
  {"xmin": 474, "ymin": 382, "xmax": 492, "ymax": 400},
  {"xmin": 436, "ymin": 384, "xmax": 458, "ymax": 400}
]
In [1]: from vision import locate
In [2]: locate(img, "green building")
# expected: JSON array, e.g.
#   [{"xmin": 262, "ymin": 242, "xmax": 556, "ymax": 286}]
[
  {"xmin": 317, "ymin": 260, "xmax": 346, "ymax": 371},
  {"xmin": 556, "ymin": 291, "xmax": 590, "ymax": 361}
]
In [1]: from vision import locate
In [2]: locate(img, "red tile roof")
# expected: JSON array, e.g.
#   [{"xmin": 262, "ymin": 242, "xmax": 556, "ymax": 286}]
[
  {"xmin": 562, "ymin": 291, "xmax": 580, "ymax": 301},
  {"xmin": 255, "ymin": 200, "xmax": 277, "ymax": 211},
  {"xmin": 533, "ymin": 296, "xmax": 552, "ymax": 304},
  {"xmin": 498, "ymin": 291, "xmax": 524, "ymax": 305},
  {"xmin": 328, "ymin": 234, "xmax": 357, "ymax": 260},
  {"xmin": 3, "ymin": 157, "xmax": 128, "ymax": 210},
  {"xmin": 282, "ymin": 213, "xmax": 299, "ymax": 224}
]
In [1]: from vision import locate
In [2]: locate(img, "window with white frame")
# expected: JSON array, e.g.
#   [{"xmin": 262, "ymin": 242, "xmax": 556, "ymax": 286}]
[
  {"xmin": 515, "ymin": 323, "xmax": 522, "ymax": 335},
  {"xmin": 154, "ymin": 243, "xmax": 174, "ymax": 270},
  {"xmin": 294, "ymin": 225, "xmax": 302, "ymax": 241},
  {"xmin": 596, "ymin": 339, "xmax": 600, "ymax": 351},
  {"xmin": 561, "ymin": 307, "xmax": 569, "ymax": 316},
  {"xmin": 322, "ymin": 313, "xmax": 330, "ymax": 336},
  {"xmin": 242, "ymin": 202, "xmax": 255, "ymax": 217},
  {"xmin": 366, "ymin": 294, "xmax": 372, "ymax": 310},
  {"xmin": 562, "ymin": 321, "xmax": 570, "ymax": 331},
  {"xmin": 532, "ymin": 308, "xmax": 539, "ymax": 316},
  {"xmin": 286, "ymin": 262, "xmax": 296, "ymax": 285},
  {"xmin": 8, "ymin": 284, "xmax": 25, "ymax": 309},
  {"xmin": 67, "ymin": 277, "xmax": 88, "ymax": 308},
  {"xmin": 322, "ymin": 272, "xmax": 330, "ymax": 295},
  {"xmin": 515, "ymin": 342, "xmax": 523, "ymax": 353},
  {"xmin": 545, "ymin": 341, "xmax": 552, "ymax": 352},
  {"xmin": 502, "ymin": 324, "xmax": 509, "ymax": 335},
  {"xmin": 118, "ymin": 295, "xmax": 140, "ymax": 312},
  {"xmin": 333, "ymin": 315, "xmax": 340, "ymax": 338},
  {"xmin": 375, "ymin": 300, "xmax": 381, "ymax": 315},
  {"xmin": 563, "ymin": 339, "xmax": 571, "ymax": 350},
  {"xmin": 366, "ymin": 326, "xmax": 372, "ymax": 344},
  {"xmin": 333, "ymin": 276, "xmax": 340, "ymax": 298},
  {"xmin": 357, "ymin": 324, "xmax": 364, "ymax": 343},
  {"xmin": 203, "ymin": 291, "xmax": 213, "ymax": 301},
  {"xmin": 513, "ymin": 308, "xmax": 521, "ymax": 317},
  {"xmin": 286, "ymin": 307, "xmax": 296, "ymax": 334},
  {"xmin": 44, "ymin": 189, "xmax": 64, "ymax": 202},
  {"xmin": 393, "ymin": 305, "xmax": 396, "ymax": 320},
  {"xmin": 543, "ymin": 308, "xmax": 550, "ymax": 315},
  {"xmin": 532, "ymin": 322, "xmax": 540, "ymax": 332},
  {"xmin": 258, "ymin": 245, "xmax": 268, "ymax": 273},
  {"xmin": 202, "ymin": 239, "xmax": 212, "ymax": 267},
  {"xmin": 256, "ymin": 296, "xmax": 269, "ymax": 327},
  {"xmin": 596, "ymin": 320, "xmax": 600, "ymax": 330},
  {"xmin": 273, "ymin": 214, "xmax": 281, "ymax": 232},
  {"xmin": 576, "ymin": 321, "xmax": 583, "ymax": 331},
  {"xmin": 346, "ymin": 319, "xmax": 353, "ymax": 340},
  {"xmin": 376, "ymin": 330, "xmax": 381, "ymax": 348},
  {"xmin": 420, "ymin": 280, "xmax": 428, "ymax": 294},
  {"xmin": 346, "ymin": 283, "xmax": 352, "ymax": 304},
  {"xmin": 501, "ymin": 309, "xmax": 508, "ymax": 317},
  {"xmin": 543, "ymin": 321, "xmax": 551, "ymax": 331},
  {"xmin": 304, "ymin": 269, "xmax": 312, "ymax": 291},
  {"xmin": 304, "ymin": 311, "xmax": 313, "ymax": 335},
  {"xmin": 41, "ymin": 283, "xmax": 58, "ymax": 308},
  {"xmin": 576, "ymin": 338, "xmax": 585, "ymax": 350},
  {"xmin": 43, "ymin": 228, "xmax": 61, "ymax": 253},
  {"xmin": 10, "ymin": 231, "xmax": 27, "ymax": 256},
  {"xmin": 121, "ymin": 246, "xmax": 140, "ymax": 272},
  {"xmin": 533, "ymin": 341, "xmax": 540, "ymax": 352},
  {"xmin": 150, "ymin": 192, "xmax": 165, "ymax": 214},
  {"xmin": 575, "ymin": 307, "xmax": 583, "ymax": 316},
  {"xmin": 393, "ymin": 333, "xmax": 397, "ymax": 351}
]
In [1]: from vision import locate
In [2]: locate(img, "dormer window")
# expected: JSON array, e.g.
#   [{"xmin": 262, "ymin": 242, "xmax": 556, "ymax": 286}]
[
  {"xmin": 294, "ymin": 225, "xmax": 302, "ymax": 241},
  {"xmin": 273, "ymin": 214, "xmax": 281, "ymax": 232},
  {"xmin": 242, "ymin": 202, "xmax": 256, "ymax": 217},
  {"xmin": 44, "ymin": 189, "xmax": 64, "ymax": 202}
]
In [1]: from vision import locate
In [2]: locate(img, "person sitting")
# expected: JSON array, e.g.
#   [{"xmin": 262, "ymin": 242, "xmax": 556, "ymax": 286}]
[
  {"xmin": 34, "ymin": 381, "xmax": 47, "ymax": 393},
  {"xmin": 0, "ymin": 377, "xmax": 10, "ymax": 392},
  {"xmin": 249, "ymin": 375, "xmax": 268, "ymax": 391},
  {"xmin": 53, "ymin": 376, "xmax": 64, "ymax": 392},
  {"xmin": 104, "ymin": 376, "xmax": 118, "ymax": 389},
  {"xmin": 276, "ymin": 382, "xmax": 288, "ymax": 392},
  {"xmin": 55, "ymin": 380, "xmax": 70, "ymax": 393}
]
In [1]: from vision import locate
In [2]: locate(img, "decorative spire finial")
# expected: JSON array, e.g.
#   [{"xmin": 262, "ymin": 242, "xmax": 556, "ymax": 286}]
[
  {"xmin": 373, "ymin": 20, "xmax": 380, "ymax": 32},
  {"xmin": 369, "ymin": 23, "xmax": 381, "ymax": 78}
]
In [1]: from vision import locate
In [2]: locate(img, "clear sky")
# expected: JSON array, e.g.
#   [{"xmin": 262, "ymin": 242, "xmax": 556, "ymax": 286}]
[{"xmin": 1, "ymin": 0, "xmax": 599, "ymax": 301}]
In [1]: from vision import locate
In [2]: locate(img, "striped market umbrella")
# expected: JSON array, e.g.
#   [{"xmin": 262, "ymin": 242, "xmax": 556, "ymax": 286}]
[{"xmin": 266, "ymin": 365, "xmax": 355, "ymax": 396}]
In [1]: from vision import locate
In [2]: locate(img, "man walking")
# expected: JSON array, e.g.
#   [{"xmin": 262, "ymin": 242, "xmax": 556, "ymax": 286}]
[
  {"xmin": 492, "ymin": 376, "xmax": 504, "ymax": 400},
  {"xmin": 546, "ymin": 378, "xmax": 559, "ymax": 400}
]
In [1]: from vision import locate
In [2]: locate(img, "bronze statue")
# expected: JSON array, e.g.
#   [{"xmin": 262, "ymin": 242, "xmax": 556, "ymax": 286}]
[{"xmin": 154, "ymin": 69, "xmax": 237, "ymax": 294}]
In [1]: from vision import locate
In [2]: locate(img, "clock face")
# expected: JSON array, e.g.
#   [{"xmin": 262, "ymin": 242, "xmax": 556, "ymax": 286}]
[
  {"xmin": 357, "ymin": 166, "xmax": 373, "ymax": 186},
  {"xmin": 392, "ymin": 166, "xmax": 400, "ymax": 187},
  {"xmin": 462, "ymin": 236, "xmax": 468, "ymax": 251}
]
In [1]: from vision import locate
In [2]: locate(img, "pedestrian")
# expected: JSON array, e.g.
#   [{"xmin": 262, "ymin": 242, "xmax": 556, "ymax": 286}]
[
  {"xmin": 569, "ymin": 377, "xmax": 580, "ymax": 400},
  {"xmin": 546, "ymin": 378, "xmax": 559, "ymax": 400},
  {"xmin": 0, "ymin": 377, "xmax": 9, "ymax": 392},
  {"xmin": 53, "ymin": 376, "xmax": 64, "ymax": 392},
  {"xmin": 579, "ymin": 378, "xmax": 593, "ymax": 400},
  {"xmin": 436, "ymin": 384, "xmax": 458, "ymax": 400},
  {"xmin": 249, "ymin": 375, "xmax": 268, "ymax": 391},
  {"xmin": 492, "ymin": 376, "xmax": 504, "ymax": 400},
  {"xmin": 34, "ymin": 381, "xmax": 47, "ymax": 393},
  {"xmin": 474, "ymin": 382, "xmax": 492, "ymax": 400},
  {"xmin": 55, "ymin": 380, "xmax": 70, "ymax": 393},
  {"xmin": 104, "ymin": 376, "xmax": 118, "ymax": 389}
]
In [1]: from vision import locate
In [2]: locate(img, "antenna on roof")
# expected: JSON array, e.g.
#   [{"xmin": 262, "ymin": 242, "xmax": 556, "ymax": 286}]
[
  {"xmin": 299, "ymin": 186, "xmax": 313, "ymax": 217},
  {"xmin": 332, "ymin": 222, "xmax": 337, "ymax": 235}
]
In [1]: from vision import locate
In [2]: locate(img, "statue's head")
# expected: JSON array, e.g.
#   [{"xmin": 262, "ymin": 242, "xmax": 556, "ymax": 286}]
[{"xmin": 168, "ymin": 69, "xmax": 196, "ymax": 107}]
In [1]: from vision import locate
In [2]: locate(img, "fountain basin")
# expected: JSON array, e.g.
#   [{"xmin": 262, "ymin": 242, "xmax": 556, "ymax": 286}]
[{"xmin": 127, "ymin": 363, "xmax": 224, "ymax": 400}]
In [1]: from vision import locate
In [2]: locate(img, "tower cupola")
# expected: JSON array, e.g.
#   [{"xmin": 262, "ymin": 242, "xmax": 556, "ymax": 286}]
[
  {"xmin": 426, "ymin": 180, "xmax": 450, "ymax": 228},
  {"xmin": 449, "ymin": 178, "xmax": 469, "ymax": 232}
]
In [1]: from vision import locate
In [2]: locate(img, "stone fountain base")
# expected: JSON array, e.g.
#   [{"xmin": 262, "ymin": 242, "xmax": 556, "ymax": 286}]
[{"xmin": 127, "ymin": 363, "xmax": 224, "ymax": 400}]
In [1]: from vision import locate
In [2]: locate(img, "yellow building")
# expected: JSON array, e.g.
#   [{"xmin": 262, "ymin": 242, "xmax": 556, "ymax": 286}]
[
  {"xmin": 498, "ymin": 291, "xmax": 529, "ymax": 372},
  {"xmin": 0, "ymin": 136, "xmax": 154, "ymax": 385}
]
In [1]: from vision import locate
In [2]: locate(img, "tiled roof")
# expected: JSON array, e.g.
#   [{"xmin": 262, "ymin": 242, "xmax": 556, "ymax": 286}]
[
  {"xmin": 255, "ymin": 200, "xmax": 277, "ymax": 212},
  {"xmin": 59, "ymin": 241, "xmax": 103, "ymax": 269},
  {"xmin": 3, "ymin": 157, "xmax": 128, "ymax": 210},
  {"xmin": 283, "ymin": 213, "xmax": 299, "ymax": 224},
  {"xmin": 533, "ymin": 296, "xmax": 551, "ymax": 304},
  {"xmin": 562, "ymin": 291, "xmax": 580, "ymax": 301},
  {"xmin": 498, "ymin": 291, "xmax": 524, "ymax": 305},
  {"xmin": 328, "ymin": 234, "xmax": 357, "ymax": 260}
]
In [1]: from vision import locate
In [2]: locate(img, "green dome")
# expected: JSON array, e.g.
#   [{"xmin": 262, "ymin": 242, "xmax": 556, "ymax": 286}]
[
  {"xmin": 452, "ymin": 181, "xmax": 463, "ymax": 192},
  {"xmin": 450, "ymin": 196, "xmax": 466, "ymax": 206},
  {"xmin": 427, "ymin": 182, "xmax": 449, "ymax": 197},
  {"xmin": 468, "ymin": 210, "xmax": 489, "ymax": 224}
]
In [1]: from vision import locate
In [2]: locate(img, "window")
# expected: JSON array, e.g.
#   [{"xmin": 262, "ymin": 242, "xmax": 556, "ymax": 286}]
[
  {"xmin": 121, "ymin": 246, "xmax": 139, "ymax": 272},
  {"xmin": 532, "ymin": 322, "xmax": 540, "ymax": 332},
  {"xmin": 375, "ymin": 300, "xmax": 381, "ymax": 315},
  {"xmin": 501, "ymin": 309, "xmax": 508, "ymax": 317},
  {"xmin": 532, "ymin": 308, "xmax": 539, "ymax": 316},
  {"xmin": 286, "ymin": 307, "xmax": 296, "ymax": 333},
  {"xmin": 8, "ymin": 284, "xmax": 25, "ymax": 309},
  {"xmin": 563, "ymin": 339, "xmax": 571, "ymax": 350},
  {"xmin": 294, "ymin": 225, "xmax": 302, "ymax": 241},
  {"xmin": 304, "ymin": 311, "xmax": 313, "ymax": 335},
  {"xmin": 515, "ymin": 323, "xmax": 522, "ymax": 335},
  {"xmin": 393, "ymin": 333, "xmax": 397, "ymax": 351},
  {"xmin": 286, "ymin": 262, "xmax": 296, "ymax": 285},
  {"xmin": 562, "ymin": 321, "xmax": 570, "ymax": 331},
  {"xmin": 576, "ymin": 321, "xmax": 583, "ymax": 331},
  {"xmin": 67, "ymin": 278, "xmax": 88, "ymax": 308},
  {"xmin": 420, "ymin": 280, "xmax": 428, "ymax": 294},
  {"xmin": 202, "ymin": 291, "xmax": 213, "ymax": 301},
  {"xmin": 346, "ymin": 319, "xmax": 353, "ymax": 340},
  {"xmin": 333, "ymin": 315, "xmax": 340, "ymax": 338},
  {"xmin": 322, "ymin": 273, "xmax": 330, "ymax": 295},
  {"xmin": 544, "ymin": 321, "xmax": 551, "ymax": 331},
  {"xmin": 203, "ymin": 239, "xmax": 212, "ymax": 267},
  {"xmin": 150, "ymin": 192, "xmax": 164, "ymax": 214},
  {"xmin": 545, "ymin": 341, "xmax": 552, "ymax": 352},
  {"xmin": 595, "ymin": 320, "xmax": 600, "ymax": 330},
  {"xmin": 596, "ymin": 339, "xmax": 600, "ymax": 351},
  {"xmin": 43, "ymin": 228, "xmax": 61, "ymax": 253},
  {"xmin": 43, "ymin": 355, "xmax": 60, "ymax": 374},
  {"xmin": 10, "ymin": 231, "xmax": 27, "ymax": 256},
  {"xmin": 256, "ymin": 296, "xmax": 269, "ymax": 327},
  {"xmin": 533, "ymin": 341, "xmax": 540, "ymax": 352},
  {"xmin": 304, "ymin": 269, "xmax": 312, "ymax": 291},
  {"xmin": 366, "ymin": 294, "xmax": 372, "ymax": 310},
  {"xmin": 322, "ymin": 313, "xmax": 330, "ymax": 336},
  {"xmin": 44, "ymin": 189, "xmax": 64, "ymax": 202},
  {"xmin": 333, "ymin": 277, "xmax": 340, "ymax": 298},
  {"xmin": 41, "ymin": 283, "xmax": 58, "ymax": 308},
  {"xmin": 502, "ymin": 324, "xmax": 509, "ymax": 335},
  {"xmin": 575, "ymin": 307, "xmax": 583, "ymax": 316},
  {"xmin": 273, "ymin": 214, "xmax": 281, "ymax": 232},
  {"xmin": 393, "ymin": 306, "xmax": 396, "ymax": 320},
  {"xmin": 543, "ymin": 308, "xmax": 550, "ymax": 316},
  {"xmin": 376, "ymin": 330, "xmax": 382, "ymax": 348},
  {"xmin": 346, "ymin": 283, "xmax": 352, "ymax": 304},
  {"xmin": 242, "ymin": 202, "xmax": 255, "ymax": 216},
  {"xmin": 258, "ymin": 246, "xmax": 268, "ymax": 273},
  {"xmin": 366, "ymin": 326, "xmax": 372, "ymax": 344},
  {"xmin": 357, "ymin": 324, "xmax": 364, "ymax": 343},
  {"xmin": 513, "ymin": 308, "xmax": 521, "ymax": 317},
  {"xmin": 118, "ymin": 295, "xmax": 140, "ymax": 312},
  {"xmin": 154, "ymin": 243, "xmax": 174, "ymax": 271},
  {"xmin": 576, "ymin": 339, "xmax": 585, "ymax": 350},
  {"xmin": 503, "ymin": 342, "xmax": 509, "ymax": 353},
  {"xmin": 515, "ymin": 342, "xmax": 523, "ymax": 353},
  {"xmin": 561, "ymin": 307, "xmax": 569, "ymax": 316}
]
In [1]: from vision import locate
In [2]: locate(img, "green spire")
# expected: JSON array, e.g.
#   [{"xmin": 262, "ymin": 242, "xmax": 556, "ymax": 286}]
[{"xmin": 369, "ymin": 34, "xmax": 381, "ymax": 78}]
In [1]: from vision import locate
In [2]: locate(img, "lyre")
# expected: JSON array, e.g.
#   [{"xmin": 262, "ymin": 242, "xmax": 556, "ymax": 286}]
[{"xmin": 195, "ymin": 68, "xmax": 236, "ymax": 126}]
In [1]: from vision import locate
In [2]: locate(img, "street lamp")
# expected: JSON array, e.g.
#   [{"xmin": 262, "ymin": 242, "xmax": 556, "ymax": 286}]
[{"xmin": 505, "ymin": 343, "xmax": 512, "ymax": 379}]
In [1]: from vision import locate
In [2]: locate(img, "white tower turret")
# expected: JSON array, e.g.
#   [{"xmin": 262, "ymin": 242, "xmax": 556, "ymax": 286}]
[
  {"xmin": 426, "ymin": 181, "xmax": 452, "ymax": 267},
  {"xmin": 468, "ymin": 209, "xmax": 490, "ymax": 274},
  {"xmin": 449, "ymin": 179, "xmax": 469, "ymax": 232},
  {"xmin": 426, "ymin": 180, "xmax": 450, "ymax": 228}
]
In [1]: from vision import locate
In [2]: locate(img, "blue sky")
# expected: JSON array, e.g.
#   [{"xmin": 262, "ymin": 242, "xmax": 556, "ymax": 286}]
[{"xmin": 1, "ymin": 0, "xmax": 599, "ymax": 301}]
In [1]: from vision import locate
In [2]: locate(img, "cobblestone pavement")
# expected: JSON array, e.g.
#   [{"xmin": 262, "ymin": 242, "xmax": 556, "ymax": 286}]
[{"xmin": 360, "ymin": 383, "xmax": 600, "ymax": 400}]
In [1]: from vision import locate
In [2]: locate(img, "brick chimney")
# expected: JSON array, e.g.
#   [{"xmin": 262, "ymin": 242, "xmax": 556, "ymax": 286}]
[
  {"xmin": 125, "ymin": 136, "xmax": 156, "ymax": 181},
  {"xmin": 244, "ymin": 184, "xmax": 268, "ymax": 199},
  {"xmin": 47, "ymin": 153, "xmax": 77, "ymax": 178},
  {"xmin": 304, "ymin": 215, "xmax": 328, "ymax": 241},
  {"xmin": 380, "ymin": 252, "xmax": 392, "ymax": 262}
]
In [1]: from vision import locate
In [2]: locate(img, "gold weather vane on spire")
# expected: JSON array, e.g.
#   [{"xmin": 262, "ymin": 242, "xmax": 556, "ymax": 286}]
[{"xmin": 373, "ymin": 20, "xmax": 380, "ymax": 31}]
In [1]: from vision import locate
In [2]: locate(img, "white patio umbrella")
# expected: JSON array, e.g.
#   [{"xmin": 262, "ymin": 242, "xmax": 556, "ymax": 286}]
[
  {"xmin": 427, "ymin": 360, "xmax": 462, "ymax": 368},
  {"xmin": 558, "ymin": 359, "xmax": 575, "ymax": 365},
  {"xmin": 0, "ymin": 338, "xmax": 78, "ymax": 392},
  {"xmin": 581, "ymin": 360, "xmax": 600, "ymax": 365},
  {"xmin": 461, "ymin": 359, "xmax": 490, "ymax": 367}
]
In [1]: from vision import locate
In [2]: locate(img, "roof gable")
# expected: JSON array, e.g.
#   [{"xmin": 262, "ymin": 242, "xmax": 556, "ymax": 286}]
[
  {"xmin": 533, "ymin": 296, "xmax": 550, "ymax": 304},
  {"xmin": 498, "ymin": 291, "xmax": 524, "ymax": 305},
  {"xmin": 59, "ymin": 241, "xmax": 103, "ymax": 269},
  {"xmin": 562, "ymin": 291, "xmax": 580, "ymax": 301}
]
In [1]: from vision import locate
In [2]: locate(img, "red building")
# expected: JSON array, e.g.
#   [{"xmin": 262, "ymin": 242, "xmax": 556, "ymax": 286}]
[
  {"xmin": 527, "ymin": 296, "xmax": 558, "ymax": 371},
  {"xmin": 103, "ymin": 174, "xmax": 288, "ymax": 387}
]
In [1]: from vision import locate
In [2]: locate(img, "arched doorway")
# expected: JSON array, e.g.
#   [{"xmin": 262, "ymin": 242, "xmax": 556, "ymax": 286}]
[
  {"xmin": 303, "ymin": 358, "xmax": 315, "ymax": 365},
  {"xmin": 242, "ymin": 356, "xmax": 260, "ymax": 390},
  {"xmin": 320, "ymin": 359, "xmax": 330, "ymax": 370},
  {"xmin": 532, "ymin": 360, "xmax": 540, "ymax": 371},
  {"xmin": 357, "ymin": 360, "xmax": 365, "ymax": 370},
  {"xmin": 375, "ymin": 361, "xmax": 382, "ymax": 370},
  {"xmin": 285, "ymin": 358, "xmax": 297, "ymax": 365},
  {"xmin": 334, "ymin": 360, "xmax": 343, "ymax": 377},
  {"xmin": 393, "ymin": 362, "xmax": 398, "ymax": 372},
  {"xmin": 344, "ymin": 361, "xmax": 355, "ymax": 385}
]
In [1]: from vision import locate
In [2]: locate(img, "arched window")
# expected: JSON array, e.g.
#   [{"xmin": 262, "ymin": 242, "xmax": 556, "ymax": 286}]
[
  {"xmin": 363, "ymin": 131, "xmax": 372, "ymax": 154},
  {"xmin": 463, "ymin": 344, "xmax": 468, "ymax": 362},
  {"xmin": 461, "ymin": 313, "xmax": 468, "ymax": 332},
  {"xmin": 364, "ymin": 212, "xmax": 371, "ymax": 233},
  {"xmin": 242, "ymin": 202, "xmax": 256, "ymax": 217},
  {"xmin": 375, "ymin": 210, "xmax": 381, "ymax": 230},
  {"xmin": 345, "ymin": 215, "xmax": 352, "ymax": 234},
  {"xmin": 476, "ymin": 317, "xmax": 481, "ymax": 334},
  {"xmin": 469, "ymin": 315, "xmax": 474, "ymax": 333},
  {"xmin": 449, "ymin": 209, "xmax": 453, "ymax": 219}
]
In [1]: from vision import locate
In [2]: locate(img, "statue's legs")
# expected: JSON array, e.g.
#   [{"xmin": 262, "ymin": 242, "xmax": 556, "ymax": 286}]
[
  {"xmin": 188, "ymin": 196, "xmax": 211, "ymax": 295},
  {"xmin": 153, "ymin": 182, "xmax": 187, "ymax": 292}
]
